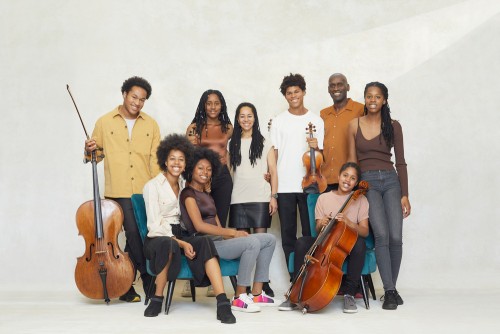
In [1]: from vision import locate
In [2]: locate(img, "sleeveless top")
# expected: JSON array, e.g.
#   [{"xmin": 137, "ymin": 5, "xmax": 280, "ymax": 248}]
[
  {"xmin": 230, "ymin": 137, "xmax": 273, "ymax": 204},
  {"xmin": 194, "ymin": 123, "xmax": 231, "ymax": 165},
  {"xmin": 355, "ymin": 118, "xmax": 409, "ymax": 197}
]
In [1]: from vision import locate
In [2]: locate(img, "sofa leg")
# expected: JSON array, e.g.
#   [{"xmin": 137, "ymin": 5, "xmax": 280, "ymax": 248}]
[
  {"xmin": 366, "ymin": 274, "xmax": 376, "ymax": 300},
  {"xmin": 360, "ymin": 276, "xmax": 370, "ymax": 309}
]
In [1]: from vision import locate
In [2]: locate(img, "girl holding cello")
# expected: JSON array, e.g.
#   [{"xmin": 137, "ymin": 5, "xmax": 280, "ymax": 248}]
[
  {"xmin": 347, "ymin": 82, "xmax": 411, "ymax": 310},
  {"xmin": 142, "ymin": 134, "xmax": 236, "ymax": 323},
  {"xmin": 279, "ymin": 162, "xmax": 369, "ymax": 313}
]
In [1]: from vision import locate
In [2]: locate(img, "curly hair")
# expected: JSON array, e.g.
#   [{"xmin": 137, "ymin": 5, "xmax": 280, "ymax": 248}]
[
  {"xmin": 156, "ymin": 134, "xmax": 194, "ymax": 172},
  {"xmin": 280, "ymin": 73, "xmax": 306, "ymax": 95},
  {"xmin": 191, "ymin": 89, "xmax": 232, "ymax": 138},
  {"xmin": 229, "ymin": 102, "xmax": 265, "ymax": 171},
  {"xmin": 363, "ymin": 82, "xmax": 394, "ymax": 148},
  {"xmin": 182, "ymin": 147, "xmax": 222, "ymax": 183},
  {"xmin": 121, "ymin": 76, "xmax": 152, "ymax": 99}
]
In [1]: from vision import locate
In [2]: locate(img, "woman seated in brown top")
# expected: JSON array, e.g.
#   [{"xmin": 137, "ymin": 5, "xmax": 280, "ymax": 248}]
[
  {"xmin": 347, "ymin": 81, "xmax": 411, "ymax": 311},
  {"xmin": 179, "ymin": 147, "xmax": 280, "ymax": 314}
]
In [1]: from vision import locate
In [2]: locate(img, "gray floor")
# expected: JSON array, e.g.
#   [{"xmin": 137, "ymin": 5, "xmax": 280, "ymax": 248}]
[{"xmin": 2, "ymin": 283, "xmax": 499, "ymax": 334}]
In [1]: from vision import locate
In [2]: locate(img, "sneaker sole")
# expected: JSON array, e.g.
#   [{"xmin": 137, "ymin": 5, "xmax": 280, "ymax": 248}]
[
  {"xmin": 343, "ymin": 309, "xmax": 358, "ymax": 313},
  {"xmin": 278, "ymin": 306, "xmax": 296, "ymax": 311},
  {"xmin": 254, "ymin": 302, "xmax": 280, "ymax": 307},
  {"xmin": 231, "ymin": 306, "xmax": 261, "ymax": 313},
  {"xmin": 119, "ymin": 296, "xmax": 141, "ymax": 303}
]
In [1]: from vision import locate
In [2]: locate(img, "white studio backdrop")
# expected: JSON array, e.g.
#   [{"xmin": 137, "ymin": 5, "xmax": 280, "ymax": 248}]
[{"xmin": 0, "ymin": 0, "xmax": 499, "ymax": 292}]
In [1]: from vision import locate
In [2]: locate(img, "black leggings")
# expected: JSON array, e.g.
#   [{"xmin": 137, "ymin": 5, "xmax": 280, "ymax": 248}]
[{"xmin": 210, "ymin": 165, "xmax": 233, "ymax": 227}]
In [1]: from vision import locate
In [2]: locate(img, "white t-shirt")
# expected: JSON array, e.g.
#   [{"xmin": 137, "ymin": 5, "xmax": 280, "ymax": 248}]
[
  {"xmin": 270, "ymin": 110, "xmax": 324, "ymax": 193},
  {"xmin": 125, "ymin": 118, "xmax": 136, "ymax": 139}
]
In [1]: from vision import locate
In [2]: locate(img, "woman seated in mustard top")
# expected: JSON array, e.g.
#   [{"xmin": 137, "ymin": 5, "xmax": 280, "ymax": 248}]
[{"xmin": 142, "ymin": 134, "xmax": 235, "ymax": 323}]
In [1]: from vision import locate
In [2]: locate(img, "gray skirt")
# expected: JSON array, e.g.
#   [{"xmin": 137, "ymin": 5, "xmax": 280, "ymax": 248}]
[{"xmin": 229, "ymin": 202, "xmax": 271, "ymax": 229}]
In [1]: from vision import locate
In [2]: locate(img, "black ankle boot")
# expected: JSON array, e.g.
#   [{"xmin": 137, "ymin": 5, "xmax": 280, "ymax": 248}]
[
  {"xmin": 144, "ymin": 296, "xmax": 163, "ymax": 317},
  {"xmin": 216, "ymin": 293, "xmax": 236, "ymax": 324},
  {"xmin": 394, "ymin": 289, "xmax": 404, "ymax": 305},
  {"xmin": 263, "ymin": 281, "xmax": 274, "ymax": 297},
  {"xmin": 382, "ymin": 290, "xmax": 398, "ymax": 310}
]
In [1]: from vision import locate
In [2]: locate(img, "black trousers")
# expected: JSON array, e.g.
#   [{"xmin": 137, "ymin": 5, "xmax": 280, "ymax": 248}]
[
  {"xmin": 211, "ymin": 165, "xmax": 233, "ymax": 228},
  {"xmin": 294, "ymin": 236, "xmax": 366, "ymax": 296},
  {"xmin": 109, "ymin": 197, "xmax": 148, "ymax": 278},
  {"xmin": 277, "ymin": 192, "xmax": 311, "ymax": 269}
]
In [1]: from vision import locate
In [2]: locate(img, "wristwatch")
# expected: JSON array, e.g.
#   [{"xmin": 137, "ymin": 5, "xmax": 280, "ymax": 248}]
[{"xmin": 271, "ymin": 193, "xmax": 278, "ymax": 199}]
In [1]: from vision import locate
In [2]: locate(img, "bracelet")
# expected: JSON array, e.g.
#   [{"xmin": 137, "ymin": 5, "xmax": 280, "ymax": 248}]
[{"xmin": 271, "ymin": 193, "xmax": 278, "ymax": 199}]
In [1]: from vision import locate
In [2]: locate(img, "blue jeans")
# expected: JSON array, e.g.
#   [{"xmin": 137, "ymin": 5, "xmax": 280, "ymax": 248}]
[{"xmin": 362, "ymin": 170, "xmax": 403, "ymax": 291}]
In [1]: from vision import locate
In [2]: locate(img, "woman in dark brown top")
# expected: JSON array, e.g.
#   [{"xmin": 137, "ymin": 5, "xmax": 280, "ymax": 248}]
[
  {"xmin": 347, "ymin": 82, "xmax": 411, "ymax": 311},
  {"xmin": 186, "ymin": 90, "xmax": 233, "ymax": 227}
]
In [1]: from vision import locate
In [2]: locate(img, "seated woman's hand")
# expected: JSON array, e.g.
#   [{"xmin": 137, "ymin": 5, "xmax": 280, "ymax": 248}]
[
  {"xmin": 233, "ymin": 230, "xmax": 249, "ymax": 238},
  {"xmin": 179, "ymin": 240, "xmax": 196, "ymax": 260}
]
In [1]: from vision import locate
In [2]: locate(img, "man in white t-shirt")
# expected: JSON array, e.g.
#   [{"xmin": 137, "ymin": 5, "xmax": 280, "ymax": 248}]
[{"xmin": 270, "ymin": 73, "xmax": 324, "ymax": 274}]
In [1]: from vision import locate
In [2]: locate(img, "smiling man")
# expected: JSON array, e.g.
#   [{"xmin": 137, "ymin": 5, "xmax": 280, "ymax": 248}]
[
  {"xmin": 320, "ymin": 73, "xmax": 364, "ymax": 191},
  {"xmin": 269, "ymin": 73, "xmax": 324, "ymax": 274},
  {"xmin": 84, "ymin": 76, "xmax": 160, "ymax": 303}
]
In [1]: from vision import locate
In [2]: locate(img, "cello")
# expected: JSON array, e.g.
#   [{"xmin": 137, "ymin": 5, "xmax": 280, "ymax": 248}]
[
  {"xmin": 286, "ymin": 181, "xmax": 369, "ymax": 313},
  {"xmin": 68, "ymin": 85, "xmax": 135, "ymax": 304},
  {"xmin": 302, "ymin": 122, "xmax": 327, "ymax": 194}
]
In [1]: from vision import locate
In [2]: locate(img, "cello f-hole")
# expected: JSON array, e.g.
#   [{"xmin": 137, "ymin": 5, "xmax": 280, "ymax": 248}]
[
  {"xmin": 85, "ymin": 243, "xmax": 95, "ymax": 262},
  {"xmin": 108, "ymin": 242, "xmax": 120, "ymax": 259}
]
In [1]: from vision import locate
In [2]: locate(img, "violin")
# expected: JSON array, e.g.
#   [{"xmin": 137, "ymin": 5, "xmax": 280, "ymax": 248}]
[
  {"xmin": 302, "ymin": 122, "xmax": 327, "ymax": 194},
  {"xmin": 286, "ymin": 181, "xmax": 369, "ymax": 313},
  {"xmin": 68, "ymin": 85, "xmax": 135, "ymax": 304}
]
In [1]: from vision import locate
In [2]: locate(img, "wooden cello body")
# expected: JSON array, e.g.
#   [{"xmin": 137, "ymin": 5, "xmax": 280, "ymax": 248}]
[
  {"xmin": 68, "ymin": 85, "xmax": 134, "ymax": 303},
  {"xmin": 75, "ymin": 197, "xmax": 135, "ymax": 302},
  {"xmin": 302, "ymin": 122, "xmax": 327, "ymax": 194},
  {"xmin": 287, "ymin": 181, "xmax": 369, "ymax": 313}
]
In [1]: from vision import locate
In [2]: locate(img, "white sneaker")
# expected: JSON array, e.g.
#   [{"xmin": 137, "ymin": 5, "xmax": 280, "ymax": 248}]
[
  {"xmin": 206, "ymin": 285, "xmax": 216, "ymax": 297},
  {"xmin": 250, "ymin": 291, "xmax": 282, "ymax": 306},
  {"xmin": 231, "ymin": 293, "xmax": 261, "ymax": 313},
  {"xmin": 181, "ymin": 281, "xmax": 192, "ymax": 298}
]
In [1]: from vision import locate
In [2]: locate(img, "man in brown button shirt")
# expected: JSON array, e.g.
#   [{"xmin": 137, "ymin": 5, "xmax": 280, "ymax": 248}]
[{"xmin": 320, "ymin": 73, "xmax": 364, "ymax": 191}]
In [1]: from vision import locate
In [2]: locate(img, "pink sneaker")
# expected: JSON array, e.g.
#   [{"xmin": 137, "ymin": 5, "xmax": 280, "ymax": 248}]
[
  {"xmin": 231, "ymin": 293, "xmax": 261, "ymax": 313},
  {"xmin": 251, "ymin": 291, "xmax": 281, "ymax": 306}
]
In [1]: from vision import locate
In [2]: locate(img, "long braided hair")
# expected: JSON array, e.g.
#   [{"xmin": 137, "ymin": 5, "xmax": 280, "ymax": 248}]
[
  {"xmin": 191, "ymin": 89, "xmax": 232, "ymax": 138},
  {"xmin": 229, "ymin": 102, "xmax": 265, "ymax": 171},
  {"xmin": 364, "ymin": 82, "xmax": 394, "ymax": 148}
]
